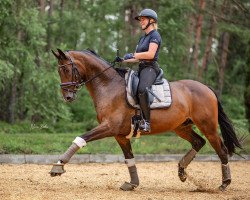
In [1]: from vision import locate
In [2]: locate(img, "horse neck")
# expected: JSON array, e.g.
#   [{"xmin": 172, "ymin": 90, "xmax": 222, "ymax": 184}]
[{"xmin": 77, "ymin": 52, "xmax": 124, "ymax": 103}]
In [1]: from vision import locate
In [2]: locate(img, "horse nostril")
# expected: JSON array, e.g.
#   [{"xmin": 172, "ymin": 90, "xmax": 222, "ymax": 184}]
[{"xmin": 66, "ymin": 96, "xmax": 72, "ymax": 101}]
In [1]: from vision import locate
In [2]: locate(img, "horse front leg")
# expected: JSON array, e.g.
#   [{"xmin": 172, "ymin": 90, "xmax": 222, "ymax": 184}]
[
  {"xmin": 50, "ymin": 122, "xmax": 111, "ymax": 176},
  {"xmin": 115, "ymin": 134, "xmax": 139, "ymax": 191}
]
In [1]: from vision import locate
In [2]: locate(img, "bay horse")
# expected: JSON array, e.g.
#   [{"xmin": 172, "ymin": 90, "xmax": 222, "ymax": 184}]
[{"xmin": 50, "ymin": 49, "xmax": 242, "ymax": 191}]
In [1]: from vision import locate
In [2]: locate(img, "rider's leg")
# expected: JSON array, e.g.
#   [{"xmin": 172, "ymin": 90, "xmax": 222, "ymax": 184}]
[{"xmin": 137, "ymin": 67, "xmax": 158, "ymax": 132}]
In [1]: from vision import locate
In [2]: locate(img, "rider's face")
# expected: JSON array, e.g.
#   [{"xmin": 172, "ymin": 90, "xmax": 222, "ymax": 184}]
[{"xmin": 139, "ymin": 17, "xmax": 149, "ymax": 29}]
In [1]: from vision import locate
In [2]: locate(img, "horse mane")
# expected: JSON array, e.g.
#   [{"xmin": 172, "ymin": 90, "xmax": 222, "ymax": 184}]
[
  {"xmin": 86, "ymin": 48, "xmax": 100, "ymax": 57},
  {"xmin": 83, "ymin": 48, "xmax": 128, "ymax": 78}
]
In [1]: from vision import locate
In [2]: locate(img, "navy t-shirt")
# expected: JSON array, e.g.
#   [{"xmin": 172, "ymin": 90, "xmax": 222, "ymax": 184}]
[{"xmin": 135, "ymin": 29, "xmax": 161, "ymax": 61}]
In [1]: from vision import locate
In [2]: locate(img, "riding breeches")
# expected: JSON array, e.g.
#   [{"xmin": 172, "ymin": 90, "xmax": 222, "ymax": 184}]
[{"xmin": 137, "ymin": 63, "xmax": 159, "ymax": 121}]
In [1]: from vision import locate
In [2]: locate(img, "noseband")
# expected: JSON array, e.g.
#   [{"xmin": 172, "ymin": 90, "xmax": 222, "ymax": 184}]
[{"xmin": 58, "ymin": 51, "xmax": 115, "ymax": 94}]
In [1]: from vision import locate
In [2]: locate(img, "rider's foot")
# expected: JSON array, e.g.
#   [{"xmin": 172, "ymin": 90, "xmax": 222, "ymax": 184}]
[{"xmin": 139, "ymin": 120, "xmax": 151, "ymax": 132}]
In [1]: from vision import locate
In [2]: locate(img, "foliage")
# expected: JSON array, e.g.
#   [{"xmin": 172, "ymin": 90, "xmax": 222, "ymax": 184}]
[
  {"xmin": 0, "ymin": 118, "xmax": 248, "ymax": 154},
  {"xmin": 0, "ymin": 0, "xmax": 71, "ymax": 122},
  {"xmin": 0, "ymin": 130, "xmax": 249, "ymax": 155},
  {"xmin": 0, "ymin": 0, "xmax": 249, "ymax": 153},
  {"xmin": 0, "ymin": 59, "xmax": 14, "ymax": 89},
  {"xmin": 0, "ymin": 120, "xmax": 90, "ymax": 134},
  {"xmin": 158, "ymin": 0, "xmax": 194, "ymax": 80}
]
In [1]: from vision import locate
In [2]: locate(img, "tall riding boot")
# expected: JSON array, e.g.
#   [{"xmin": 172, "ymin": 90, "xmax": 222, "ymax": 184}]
[{"xmin": 138, "ymin": 91, "xmax": 151, "ymax": 132}]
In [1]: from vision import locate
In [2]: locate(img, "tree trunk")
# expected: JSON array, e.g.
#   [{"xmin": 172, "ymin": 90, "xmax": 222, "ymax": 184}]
[
  {"xmin": 151, "ymin": 0, "xmax": 158, "ymax": 10},
  {"xmin": 199, "ymin": 0, "xmax": 217, "ymax": 79},
  {"xmin": 35, "ymin": 0, "xmax": 46, "ymax": 67},
  {"xmin": 244, "ymin": 41, "xmax": 250, "ymax": 131},
  {"xmin": 193, "ymin": 0, "xmax": 206, "ymax": 74},
  {"xmin": 217, "ymin": 32, "xmax": 230, "ymax": 98},
  {"xmin": 216, "ymin": 0, "xmax": 232, "ymax": 98},
  {"xmin": 8, "ymin": 70, "xmax": 18, "ymax": 124},
  {"xmin": 8, "ymin": 2, "xmax": 23, "ymax": 123},
  {"xmin": 124, "ymin": 4, "xmax": 139, "ymax": 51},
  {"xmin": 58, "ymin": 0, "xmax": 64, "ymax": 44},
  {"xmin": 46, "ymin": 0, "xmax": 53, "ymax": 52},
  {"xmin": 186, "ymin": 6, "xmax": 196, "ymax": 73},
  {"xmin": 0, "ymin": 87, "xmax": 9, "ymax": 121},
  {"xmin": 37, "ymin": 0, "xmax": 46, "ymax": 13}
]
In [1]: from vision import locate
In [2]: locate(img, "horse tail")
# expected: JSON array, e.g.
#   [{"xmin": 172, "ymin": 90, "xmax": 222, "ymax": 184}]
[
  {"xmin": 210, "ymin": 87, "xmax": 242, "ymax": 156},
  {"xmin": 217, "ymin": 100, "xmax": 242, "ymax": 156}
]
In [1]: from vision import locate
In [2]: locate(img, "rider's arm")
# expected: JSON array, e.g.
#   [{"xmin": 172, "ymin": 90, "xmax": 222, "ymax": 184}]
[
  {"xmin": 134, "ymin": 43, "xmax": 158, "ymax": 60},
  {"xmin": 123, "ymin": 43, "xmax": 158, "ymax": 63}
]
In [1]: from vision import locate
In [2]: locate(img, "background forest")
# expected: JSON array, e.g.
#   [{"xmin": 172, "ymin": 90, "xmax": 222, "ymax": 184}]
[{"xmin": 0, "ymin": 0, "xmax": 249, "ymax": 154}]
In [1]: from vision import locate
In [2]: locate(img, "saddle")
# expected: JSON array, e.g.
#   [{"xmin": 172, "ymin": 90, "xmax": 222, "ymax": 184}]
[
  {"xmin": 125, "ymin": 69, "xmax": 172, "ymax": 109},
  {"xmin": 125, "ymin": 69, "xmax": 172, "ymax": 139}
]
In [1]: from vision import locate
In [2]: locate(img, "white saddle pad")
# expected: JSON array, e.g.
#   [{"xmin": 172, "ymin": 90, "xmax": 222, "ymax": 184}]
[{"xmin": 125, "ymin": 70, "xmax": 172, "ymax": 109}]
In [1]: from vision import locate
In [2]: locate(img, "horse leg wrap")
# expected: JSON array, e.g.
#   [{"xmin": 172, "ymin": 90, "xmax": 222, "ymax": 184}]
[
  {"xmin": 222, "ymin": 163, "xmax": 231, "ymax": 182},
  {"xmin": 120, "ymin": 159, "xmax": 139, "ymax": 191},
  {"xmin": 128, "ymin": 165, "xmax": 139, "ymax": 186},
  {"xmin": 178, "ymin": 148, "xmax": 197, "ymax": 182},
  {"xmin": 125, "ymin": 159, "xmax": 139, "ymax": 185},
  {"xmin": 125, "ymin": 158, "xmax": 135, "ymax": 167},
  {"xmin": 219, "ymin": 163, "xmax": 231, "ymax": 191},
  {"xmin": 59, "ymin": 137, "xmax": 86, "ymax": 164},
  {"xmin": 179, "ymin": 148, "xmax": 197, "ymax": 168}
]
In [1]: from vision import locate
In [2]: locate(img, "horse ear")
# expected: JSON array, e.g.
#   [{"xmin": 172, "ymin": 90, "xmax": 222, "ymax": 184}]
[
  {"xmin": 51, "ymin": 49, "xmax": 60, "ymax": 60},
  {"xmin": 57, "ymin": 48, "xmax": 67, "ymax": 60}
]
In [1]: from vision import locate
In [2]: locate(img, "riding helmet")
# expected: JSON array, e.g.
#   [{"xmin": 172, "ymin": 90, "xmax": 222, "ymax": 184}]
[{"xmin": 135, "ymin": 9, "xmax": 158, "ymax": 22}]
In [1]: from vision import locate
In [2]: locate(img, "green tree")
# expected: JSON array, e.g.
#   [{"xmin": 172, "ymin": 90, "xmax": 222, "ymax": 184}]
[{"xmin": 0, "ymin": 0, "xmax": 71, "ymax": 123}]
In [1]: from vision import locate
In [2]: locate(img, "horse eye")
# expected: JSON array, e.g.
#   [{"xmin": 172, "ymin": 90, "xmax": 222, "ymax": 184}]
[
  {"xmin": 63, "ymin": 68, "xmax": 69, "ymax": 73},
  {"xmin": 61, "ymin": 67, "xmax": 68, "ymax": 72},
  {"xmin": 58, "ymin": 67, "xmax": 68, "ymax": 74}
]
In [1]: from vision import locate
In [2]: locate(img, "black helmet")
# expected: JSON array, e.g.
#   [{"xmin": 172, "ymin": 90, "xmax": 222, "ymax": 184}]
[{"xmin": 135, "ymin": 9, "xmax": 158, "ymax": 22}]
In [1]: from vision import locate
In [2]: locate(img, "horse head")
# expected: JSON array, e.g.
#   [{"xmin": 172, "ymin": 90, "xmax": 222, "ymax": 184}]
[
  {"xmin": 52, "ymin": 49, "xmax": 84, "ymax": 102},
  {"xmin": 52, "ymin": 48, "xmax": 122, "ymax": 103}
]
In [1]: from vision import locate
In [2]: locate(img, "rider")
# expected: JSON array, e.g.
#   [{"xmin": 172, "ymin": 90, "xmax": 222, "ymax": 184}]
[{"xmin": 121, "ymin": 9, "xmax": 162, "ymax": 132}]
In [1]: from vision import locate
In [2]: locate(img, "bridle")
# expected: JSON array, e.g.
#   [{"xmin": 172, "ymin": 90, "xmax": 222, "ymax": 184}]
[{"xmin": 58, "ymin": 51, "xmax": 115, "ymax": 94}]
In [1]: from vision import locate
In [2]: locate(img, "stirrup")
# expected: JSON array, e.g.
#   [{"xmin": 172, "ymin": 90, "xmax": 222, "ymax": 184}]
[{"xmin": 139, "ymin": 120, "xmax": 151, "ymax": 132}]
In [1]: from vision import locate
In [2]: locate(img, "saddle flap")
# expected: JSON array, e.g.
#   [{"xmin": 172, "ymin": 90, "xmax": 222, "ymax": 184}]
[
  {"xmin": 125, "ymin": 70, "xmax": 139, "ymax": 105},
  {"xmin": 131, "ymin": 72, "xmax": 139, "ymax": 98}
]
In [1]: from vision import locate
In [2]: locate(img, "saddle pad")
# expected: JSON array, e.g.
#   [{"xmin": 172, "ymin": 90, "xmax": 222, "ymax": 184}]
[{"xmin": 125, "ymin": 70, "xmax": 172, "ymax": 109}]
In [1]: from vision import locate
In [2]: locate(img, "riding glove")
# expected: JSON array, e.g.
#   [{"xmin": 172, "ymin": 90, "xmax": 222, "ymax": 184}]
[{"xmin": 124, "ymin": 53, "xmax": 135, "ymax": 60}]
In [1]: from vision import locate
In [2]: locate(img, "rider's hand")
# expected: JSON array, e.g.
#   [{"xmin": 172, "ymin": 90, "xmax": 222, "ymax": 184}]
[
  {"xmin": 124, "ymin": 53, "xmax": 135, "ymax": 60},
  {"xmin": 115, "ymin": 56, "xmax": 124, "ymax": 63}
]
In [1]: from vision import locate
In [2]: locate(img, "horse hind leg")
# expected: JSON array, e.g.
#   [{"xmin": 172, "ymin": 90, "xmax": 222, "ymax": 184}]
[
  {"xmin": 195, "ymin": 121, "xmax": 231, "ymax": 191},
  {"xmin": 206, "ymin": 135, "xmax": 231, "ymax": 191},
  {"xmin": 174, "ymin": 124, "xmax": 206, "ymax": 182}
]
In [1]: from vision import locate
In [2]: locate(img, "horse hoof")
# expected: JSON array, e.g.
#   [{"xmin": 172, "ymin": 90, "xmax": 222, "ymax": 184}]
[
  {"xmin": 179, "ymin": 175, "xmax": 187, "ymax": 182},
  {"xmin": 50, "ymin": 172, "xmax": 59, "ymax": 177},
  {"xmin": 49, "ymin": 163, "xmax": 66, "ymax": 177},
  {"xmin": 219, "ymin": 179, "xmax": 231, "ymax": 191},
  {"xmin": 120, "ymin": 182, "xmax": 138, "ymax": 191},
  {"xmin": 178, "ymin": 167, "xmax": 187, "ymax": 182}
]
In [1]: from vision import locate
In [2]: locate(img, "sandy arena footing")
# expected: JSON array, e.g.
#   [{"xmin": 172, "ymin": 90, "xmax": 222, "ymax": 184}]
[{"xmin": 0, "ymin": 161, "xmax": 249, "ymax": 200}]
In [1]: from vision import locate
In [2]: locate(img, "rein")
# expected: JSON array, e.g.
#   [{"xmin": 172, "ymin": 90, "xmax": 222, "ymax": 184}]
[{"xmin": 58, "ymin": 51, "xmax": 116, "ymax": 93}]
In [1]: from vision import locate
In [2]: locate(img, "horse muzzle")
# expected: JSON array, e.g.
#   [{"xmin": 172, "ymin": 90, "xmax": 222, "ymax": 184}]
[{"xmin": 63, "ymin": 91, "xmax": 76, "ymax": 102}]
